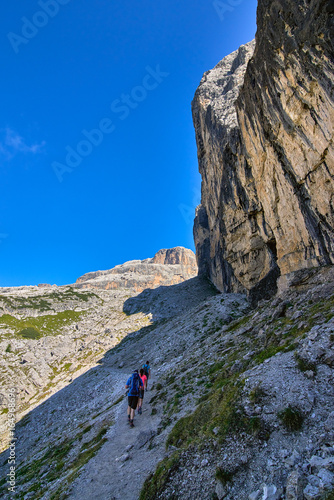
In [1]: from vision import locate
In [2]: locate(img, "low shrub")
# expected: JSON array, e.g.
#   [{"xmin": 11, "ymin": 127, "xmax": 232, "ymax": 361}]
[
  {"xmin": 295, "ymin": 354, "xmax": 317, "ymax": 373},
  {"xmin": 215, "ymin": 467, "xmax": 234, "ymax": 484},
  {"xmin": 278, "ymin": 406, "xmax": 304, "ymax": 431}
]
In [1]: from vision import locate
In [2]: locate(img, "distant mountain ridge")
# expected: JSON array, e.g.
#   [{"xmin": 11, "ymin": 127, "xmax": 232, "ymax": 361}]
[{"xmin": 75, "ymin": 246, "xmax": 197, "ymax": 292}]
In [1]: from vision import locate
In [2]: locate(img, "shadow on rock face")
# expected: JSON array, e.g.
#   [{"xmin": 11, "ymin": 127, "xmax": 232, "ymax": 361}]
[{"xmin": 122, "ymin": 276, "xmax": 219, "ymax": 322}]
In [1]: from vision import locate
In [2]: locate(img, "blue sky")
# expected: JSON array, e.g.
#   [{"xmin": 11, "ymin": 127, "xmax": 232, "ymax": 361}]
[{"xmin": 0, "ymin": 0, "xmax": 257, "ymax": 286}]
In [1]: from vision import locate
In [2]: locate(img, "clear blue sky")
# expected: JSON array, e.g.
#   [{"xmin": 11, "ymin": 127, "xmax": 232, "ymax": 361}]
[{"xmin": 0, "ymin": 0, "xmax": 257, "ymax": 286}]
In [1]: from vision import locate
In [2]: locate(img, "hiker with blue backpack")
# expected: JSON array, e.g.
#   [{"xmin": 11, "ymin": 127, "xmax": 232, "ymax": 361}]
[{"xmin": 125, "ymin": 369, "xmax": 144, "ymax": 428}]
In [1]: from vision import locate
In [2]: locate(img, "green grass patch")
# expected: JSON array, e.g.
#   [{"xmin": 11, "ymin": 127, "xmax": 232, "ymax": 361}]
[
  {"xmin": 0, "ymin": 294, "xmax": 52, "ymax": 312},
  {"xmin": 16, "ymin": 424, "xmax": 109, "ymax": 497},
  {"xmin": 208, "ymin": 360, "xmax": 226, "ymax": 375},
  {"xmin": 0, "ymin": 310, "xmax": 85, "ymax": 338},
  {"xmin": 215, "ymin": 467, "xmax": 234, "ymax": 484},
  {"xmin": 112, "ymin": 394, "xmax": 124, "ymax": 406},
  {"xmin": 166, "ymin": 380, "xmax": 261, "ymax": 448},
  {"xmin": 0, "ymin": 287, "xmax": 98, "ymax": 315},
  {"xmin": 254, "ymin": 345, "xmax": 284, "ymax": 363},
  {"xmin": 139, "ymin": 452, "xmax": 180, "ymax": 500},
  {"xmin": 80, "ymin": 428, "xmax": 108, "ymax": 451},
  {"xmin": 278, "ymin": 406, "xmax": 304, "ymax": 431},
  {"xmin": 82, "ymin": 425, "xmax": 92, "ymax": 434},
  {"xmin": 227, "ymin": 314, "xmax": 251, "ymax": 333},
  {"xmin": 295, "ymin": 354, "xmax": 317, "ymax": 373},
  {"xmin": 253, "ymin": 339, "xmax": 296, "ymax": 364},
  {"xmin": 249, "ymin": 385, "xmax": 266, "ymax": 404},
  {"xmin": 19, "ymin": 327, "xmax": 41, "ymax": 340},
  {"xmin": 5, "ymin": 343, "xmax": 11, "ymax": 353}
]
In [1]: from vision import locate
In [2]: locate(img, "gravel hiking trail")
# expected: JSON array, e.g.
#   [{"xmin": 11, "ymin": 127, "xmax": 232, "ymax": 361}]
[{"xmin": 68, "ymin": 373, "xmax": 164, "ymax": 500}]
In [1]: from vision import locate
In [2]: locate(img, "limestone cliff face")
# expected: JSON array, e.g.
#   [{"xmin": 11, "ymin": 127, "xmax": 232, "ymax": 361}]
[
  {"xmin": 193, "ymin": 0, "xmax": 334, "ymax": 301},
  {"xmin": 75, "ymin": 247, "xmax": 197, "ymax": 292}
]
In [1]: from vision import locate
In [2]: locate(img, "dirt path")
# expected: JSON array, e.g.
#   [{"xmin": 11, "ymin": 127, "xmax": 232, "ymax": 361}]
[{"xmin": 68, "ymin": 374, "xmax": 165, "ymax": 500}]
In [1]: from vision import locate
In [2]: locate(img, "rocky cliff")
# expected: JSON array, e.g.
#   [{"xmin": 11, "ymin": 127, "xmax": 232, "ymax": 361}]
[
  {"xmin": 76, "ymin": 247, "xmax": 197, "ymax": 292},
  {"xmin": 193, "ymin": 0, "xmax": 334, "ymax": 302}
]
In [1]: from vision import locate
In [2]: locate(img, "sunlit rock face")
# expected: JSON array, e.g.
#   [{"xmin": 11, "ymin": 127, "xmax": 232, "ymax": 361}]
[
  {"xmin": 193, "ymin": 0, "xmax": 334, "ymax": 302},
  {"xmin": 76, "ymin": 247, "xmax": 198, "ymax": 292}
]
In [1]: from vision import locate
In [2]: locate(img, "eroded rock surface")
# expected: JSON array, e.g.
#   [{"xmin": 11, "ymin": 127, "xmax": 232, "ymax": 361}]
[
  {"xmin": 193, "ymin": 0, "xmax": 334, "ymax": 301},
  {"xmin": 76, "ymin": 246, "xmax": 197, "ymax": 292}
]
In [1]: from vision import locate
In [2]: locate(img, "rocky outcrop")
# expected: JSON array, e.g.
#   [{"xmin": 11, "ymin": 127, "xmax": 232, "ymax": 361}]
[
  {"xmin": 193, "ymin": 0, "xmax": 334, "ymax": 302},
  {"xmin": 75, "ymin": 247, "xmax": 197, "ymax": 292},
  {"xmin": 193, "ymin": 41, "xmax": 256, "ymax": 294}
]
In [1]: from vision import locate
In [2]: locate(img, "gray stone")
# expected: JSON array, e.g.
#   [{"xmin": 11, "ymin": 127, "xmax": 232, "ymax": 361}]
[
  {"xmin": 303, "ymin": 484, "xmax": 321, "ymax": 500},
  {"xmin": 324, "ymin": 412, "xmax": 334, "ymax": 432},
  {"xmin": 249, "ymin": 490, "xmax": 261, "ymax": 500},
  {"xmin": 285, "ymin": 470, "xmax": 304, "ymax": 500},
  {"xmin": 285, "ymin": 450, "xmax": 301, "ymax": 467},
  {"xmin": 310, "ymin": 456, "xmax": 326, "ymax": 469},
  {"xmin": 262, "ymin": 484, "xmax": 282, "ymax": 500},
  {"xmin": 115, "ymin": 453, "xmax": 130, "ymax": 463},
  {"xmin": 135, "ymin": 430, "xmax": 156, "ymax": 449},
  {"xmin": 317, "ymin": 468, "xmax": 334, "ymax": 490},
  {"xmin": 215, "ymin": 480, "xmax": 227, "ymax": 500}
]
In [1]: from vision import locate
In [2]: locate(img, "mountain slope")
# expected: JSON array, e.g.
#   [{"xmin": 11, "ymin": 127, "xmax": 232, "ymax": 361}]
[
  {"xmin": 0, "ymin": 247, "xmax": 197, "ymax": 449},
  {"xmin": 1, "ymin": 267, "xmax": 334, "ymax": 499}
]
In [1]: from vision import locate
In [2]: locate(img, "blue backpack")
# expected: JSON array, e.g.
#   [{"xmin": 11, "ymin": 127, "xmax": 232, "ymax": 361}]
[{"xmin": 129, "ymin": 373, "xmax": 140, "ymax": 395}]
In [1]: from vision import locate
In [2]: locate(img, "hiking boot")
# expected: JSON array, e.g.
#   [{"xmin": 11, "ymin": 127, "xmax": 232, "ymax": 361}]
[
  {"xmin": 139, "ymin": 407, "xmax": 142, "ymax": 415},
  {"xmin": 130, "ymin": 420, "xmax": 134, "ymax": 428}
]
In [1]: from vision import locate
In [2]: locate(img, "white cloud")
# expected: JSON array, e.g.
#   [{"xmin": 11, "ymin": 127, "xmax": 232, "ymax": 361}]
[{"xmin": 0, "ymin": 127, "xmax": 45, "ymax": 159}]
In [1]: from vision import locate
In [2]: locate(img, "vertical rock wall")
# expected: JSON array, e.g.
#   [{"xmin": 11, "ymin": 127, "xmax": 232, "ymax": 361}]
[{"xmin": 193, "ymin": 0, "xmax": 334, "ymax": 301}]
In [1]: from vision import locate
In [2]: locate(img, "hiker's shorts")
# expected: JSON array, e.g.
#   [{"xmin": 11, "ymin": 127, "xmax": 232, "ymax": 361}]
[
  {"xmin": 139, "ymin": 389, "xmax": 144, "ymax": 399},
  {"xmin": 128, "ymin": 396, "xmax": 138, "ymax": 410}
]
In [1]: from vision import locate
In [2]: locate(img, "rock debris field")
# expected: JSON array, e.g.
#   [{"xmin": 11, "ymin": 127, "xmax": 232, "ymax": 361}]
[{"xmin": 0, "ymin": 267, "xmax": 334, "ymax": 499}]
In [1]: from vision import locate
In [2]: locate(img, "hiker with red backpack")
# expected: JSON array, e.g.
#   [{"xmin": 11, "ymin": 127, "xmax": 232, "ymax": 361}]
[
  {"xmin": 125, "ymin": 369, "xmax": 144, "ymax": 428},
  {"xmin": 142, "ymin": 361, "xmax": 151, "ymax": 389},
  {"xmin": 137, "ymin": 368, "xmax": 147, "ymax": 415}
]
